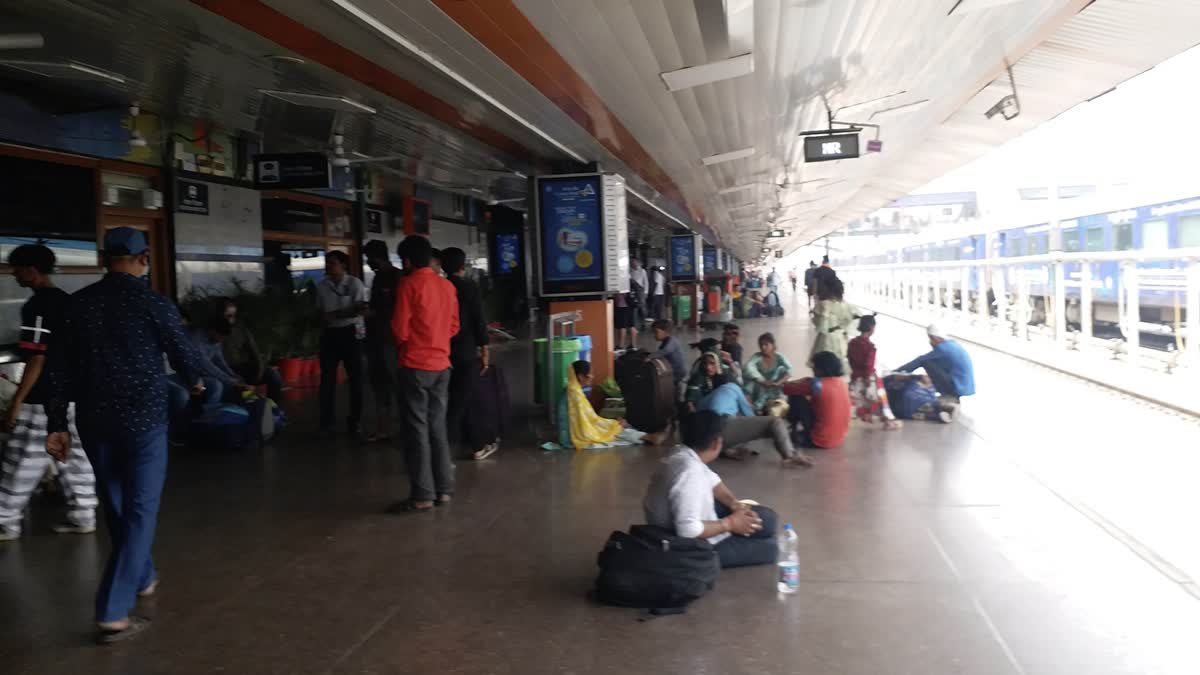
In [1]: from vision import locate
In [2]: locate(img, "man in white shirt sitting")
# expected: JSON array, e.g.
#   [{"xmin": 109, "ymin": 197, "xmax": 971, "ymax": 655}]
[{"xmin": 643, "ymin": 411, "xmax": 779, "ymax": 568}]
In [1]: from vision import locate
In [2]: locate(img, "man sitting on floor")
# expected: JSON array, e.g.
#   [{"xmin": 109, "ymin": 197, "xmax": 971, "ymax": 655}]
[
  {"xmin": 894, "ymin": 323, "xmax": 975, "ymax": 417},
  {"xmin": 643, "ymin": 411, "xmax": 780, "ymax": 568},
  {"xmin": 699, "ymin": 374, "xmax": 812, "ymax": 467}
]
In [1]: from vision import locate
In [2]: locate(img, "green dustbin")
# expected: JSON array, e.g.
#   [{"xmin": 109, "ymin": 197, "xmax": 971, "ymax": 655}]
[
  {"xmin": 673, "ymin": 294, "xmax": 692, "ymax": 324},
  {"xmin": 533, "ymin": 337, "xmax": 583, "ymax": 405}
]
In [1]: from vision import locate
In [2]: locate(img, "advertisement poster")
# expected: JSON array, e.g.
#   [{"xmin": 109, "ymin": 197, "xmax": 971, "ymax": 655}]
[
  {"xmin": 540, "ymin": 176, "xmax": 603, "ymax": 283},
  {"xmin": 670, "ymin": 235, "xmax": 697, "ymax": 281},
  {"xmin": 496, "ymin": 232, "xmax": 520, "ymax": 275},
  {"xmin": 703, "ymin": 244, "xmax": 717, "ymax": 272}
]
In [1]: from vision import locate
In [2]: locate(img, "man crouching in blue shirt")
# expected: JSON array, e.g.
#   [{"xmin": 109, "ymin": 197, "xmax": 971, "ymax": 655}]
[
  {"xmin": 894, "ymin": 324, "xmax": 975, "ymax": 419},
  {"xmin": 45, "ymin": 228, "xmax": 205, "ymax": 645}
]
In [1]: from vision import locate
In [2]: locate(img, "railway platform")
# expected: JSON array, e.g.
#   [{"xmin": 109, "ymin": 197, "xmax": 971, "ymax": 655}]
[{"xmin": 3, "ymin": 292, "xmax": 1199, "ymax": 675}]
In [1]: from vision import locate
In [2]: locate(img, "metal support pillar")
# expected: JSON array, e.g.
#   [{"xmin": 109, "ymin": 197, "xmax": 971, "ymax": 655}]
[
  {"xmin": 977, "ymin": 266, "xmax": 989, "ymax": 326},
  {"xmin": 1121, "ymin": 262, "xmax": 1140, "ymax": 366},
  {"xmin": 960, "ymin": 266, "xmax": 971, "ymax": 325},
  {"xmin": 1187, "ymin": 260, "xmax": 1200, "ymax": 362},
  {"xmin": 1079, "ymin": 261, "xmax": 1093, "ymax": 343},
  {"xmin": 1052, "ymin": 261, "xmax": 1066, "ymax": 344},
  {"xmin": 1015, "ymin": 269, "xmax": 1029, "ymax": 342}
]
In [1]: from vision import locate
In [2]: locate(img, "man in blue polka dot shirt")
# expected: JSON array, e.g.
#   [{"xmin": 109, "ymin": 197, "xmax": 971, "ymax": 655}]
[{"xmin": 46, "ymin": 227, "xmax": 205, "ymax": 644}]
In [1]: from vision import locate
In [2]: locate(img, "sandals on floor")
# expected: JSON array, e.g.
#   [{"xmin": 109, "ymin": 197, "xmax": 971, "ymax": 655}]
[
  {"xmin": 95, "ymin": 616, "xmax": 151, "ymax": 645},
  {"xmin": 386, "ymin": 500, "xmax": 434, "ymax": 514}
]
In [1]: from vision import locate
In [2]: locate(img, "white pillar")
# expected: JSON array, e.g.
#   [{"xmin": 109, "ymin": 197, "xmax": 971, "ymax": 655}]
[
  {"xmin": 977, "ymin": 266, "xmax": 989, "ymax": 326},
  {"xmin": 961, "ymin": 266, "xmax": 972, "ymax": 325},
  {"xmin": 1016, "ymin": 269, "xmax": 1030, "ymax": 342},
  {"xmin": 1122, "ymin": 262, "xmax": 1140, "ymax": 366},
  {"xmin": 1053, "ymin": 261, "xmax": 1067, "ymax": 344},
  {"xmin": 1186, "ymin": 259, "xmax": 1200, "ymax": 361},
  {"xmin": 1079, "ymin": 261, "xmax": 1093, "ymax": 342}
]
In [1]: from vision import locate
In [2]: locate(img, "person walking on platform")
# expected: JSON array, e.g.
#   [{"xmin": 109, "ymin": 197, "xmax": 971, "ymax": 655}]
[
  {"xmin": 315, "ymin": 250, "xmax": 368, "ymax": 437},
  {"xmin": 390, "ymin": 236, "xmax": 459, "ymax": 513},
  {"xmin": 44, "ymin": 228, "xmax": 205, "ymax": 644},
  {"xmin": 894, "ymin": 324, "xmax": 975, "ymax": 417},
  {"xmin": 650, "ymin": 265, "xmax": 667, "ymax": 320},
  {"xmin": 0, "ymin": 244, "xmax": 97, "ymax": 542},
  {"xmin": 443, "ymin": 247, "xmax": 491, "ymax": 459},
  {"xmin": 363, "ymin": 240, "xmax": 403, "ymax": 443},
  {"xmin": 809, "ymin": 277, "xmax": 857, "ymax": 376}
]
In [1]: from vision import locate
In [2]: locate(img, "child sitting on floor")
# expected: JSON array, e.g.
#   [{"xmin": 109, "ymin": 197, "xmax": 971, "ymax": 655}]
[
  {"xmin": 783, "ymin": 351, "xmax": 852, "ymax": 449},
  {"xmin": 847, "ymin": 315, "xmax": 901, "ymax": 430},
  {"xmin": 558, "ymin": 361, "xmax": 668, "ymax": 449}
]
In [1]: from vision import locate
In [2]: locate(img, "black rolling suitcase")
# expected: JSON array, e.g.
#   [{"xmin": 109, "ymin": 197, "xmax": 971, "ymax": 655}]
[
  {"xmin": 615, "ymin": 350, "xmax": 675, "ymax": 433},
  {"xmin": 465, "ymin": 365, "xmax": 510, "ymax": 452}
]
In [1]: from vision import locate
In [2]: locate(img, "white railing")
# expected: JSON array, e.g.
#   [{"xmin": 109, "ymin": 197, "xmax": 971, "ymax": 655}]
[{"xmin": 840, "ymin": 248, "xmax": 1200, "ymax": 372}]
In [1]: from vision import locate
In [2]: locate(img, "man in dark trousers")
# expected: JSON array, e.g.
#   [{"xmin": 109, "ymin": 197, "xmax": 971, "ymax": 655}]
[
  {"xmin": 442, "ymin": 248, "xmax": 492, "ymax": 459},
  {"xmin": 364, "ymin": 239, "xmax": 403, "ymax": 443},
  {"xmin": 45, "ymin": 228, "xmax": 205, "ymax": 644},
  {"xmin": 390, "ymin": 236, "xmax": 459, "ymax": 513}
]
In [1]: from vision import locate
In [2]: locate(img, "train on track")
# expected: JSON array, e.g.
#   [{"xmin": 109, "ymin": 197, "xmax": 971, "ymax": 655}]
[{"xmin": 837, "ymin": 187, "xmax": 1200, "ymax": 345}]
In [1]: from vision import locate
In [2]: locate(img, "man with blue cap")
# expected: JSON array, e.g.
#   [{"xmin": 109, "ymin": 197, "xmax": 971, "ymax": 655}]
[{"xmin": 45, "ymin": 227, "xmax": 205, "ymax": 644}]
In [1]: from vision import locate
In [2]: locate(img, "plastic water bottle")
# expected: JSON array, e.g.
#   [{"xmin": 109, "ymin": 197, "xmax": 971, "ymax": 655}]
[{"xmin": 777, "ymin": 523, "xmax": 799, "ymax": 594}]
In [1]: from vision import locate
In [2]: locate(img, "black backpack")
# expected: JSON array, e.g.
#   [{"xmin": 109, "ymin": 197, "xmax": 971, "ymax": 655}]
[{"xmin": 594, "ymin": 525, "xmax": 720, "ymax": 616}]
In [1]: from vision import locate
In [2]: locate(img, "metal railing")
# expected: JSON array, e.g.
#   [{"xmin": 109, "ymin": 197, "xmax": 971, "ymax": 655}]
[{"xmin": 840, "ymin": 247, "xmax": 1200, "ymax": 370}]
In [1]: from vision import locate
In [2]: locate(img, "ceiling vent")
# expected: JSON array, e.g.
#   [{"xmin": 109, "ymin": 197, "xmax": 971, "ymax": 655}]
[
  {"xmin": 259, "ymin": 90, "xmax": 376, "ymax": 114},
  {"xmin": 0, "ymin": 59, "xmax": 126, "ymax": 84}
]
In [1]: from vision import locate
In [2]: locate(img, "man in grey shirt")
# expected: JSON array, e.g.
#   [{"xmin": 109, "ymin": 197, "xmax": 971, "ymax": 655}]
[{"xmin": 643, "ymin": 411, "xmax": 779, "ymax": 568}]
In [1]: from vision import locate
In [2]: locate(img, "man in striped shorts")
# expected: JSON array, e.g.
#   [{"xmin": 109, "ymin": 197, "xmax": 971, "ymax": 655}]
[{"xmin": 0, "ymin": 244, "xmax": 96, "ymax": 541}]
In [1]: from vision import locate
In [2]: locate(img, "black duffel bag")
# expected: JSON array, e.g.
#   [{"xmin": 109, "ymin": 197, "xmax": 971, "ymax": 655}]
[{"xmin": 593, "ymin": 525, "xmax": 720, "ymax": 616}]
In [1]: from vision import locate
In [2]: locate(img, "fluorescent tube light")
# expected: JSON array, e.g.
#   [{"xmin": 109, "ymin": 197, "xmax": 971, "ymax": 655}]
[
  {"xmin": 948, "ymin": 0, "xmax": 1023, "ymax": 16},
  {"xmin": 869, "ymin": 99, "xmax": 930, "ymax": 120},
  {"xmin": 661, "ymin": 53, "xmax": 753, "ymax": 92},
  {"xmin": 702, "ymin": 146, "xmax": 755, "ymax": 166},
  {"xmin": 718, "ymin": 183, "xmax": 756, "ymax": 196},
  {"xmin": 835, "ymin": 91, "xmax": 907, "ymax": 117}
]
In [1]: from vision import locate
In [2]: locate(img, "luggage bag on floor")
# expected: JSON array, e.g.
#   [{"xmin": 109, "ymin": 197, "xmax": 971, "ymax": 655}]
[
  {"xmin": 191, "ymin": 398, "xmax": 275, "ymax": 450},
  {"xmin": 614, "ymin": 351, "xmax": 675, "ymax": 433},
  {"xmin": 466, "ymin": 365, "xmax": 510, "ymax": 451},
  {"xmin": 593, "ymin": 525, "xmax": 719, "ymax": 615}
]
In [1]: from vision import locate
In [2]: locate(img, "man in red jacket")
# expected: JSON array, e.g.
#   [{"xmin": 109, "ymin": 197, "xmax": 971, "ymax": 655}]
[{"xmin": 390, "ymin": 236, "xmax": 459, "ymax": 513}]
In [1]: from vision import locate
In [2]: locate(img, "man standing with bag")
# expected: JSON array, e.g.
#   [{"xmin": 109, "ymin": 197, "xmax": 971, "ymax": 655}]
[
  {"xmin": 45, "ymin": 228, "xmax": 205, "ymax": 644},
  {"xmin": 390, "ymin": 236, "xmax": 459, "ymax": 513}
]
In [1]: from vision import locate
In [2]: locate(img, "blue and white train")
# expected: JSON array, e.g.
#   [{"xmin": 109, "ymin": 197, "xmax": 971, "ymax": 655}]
[{"xmin": 839, "ymin": 189, "xmax": 1200, "ymax": 333}]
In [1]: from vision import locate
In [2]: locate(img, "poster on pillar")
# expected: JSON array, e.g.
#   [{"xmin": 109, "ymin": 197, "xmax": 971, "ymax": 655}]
[
  {"xmin": 536, "ymin": 173, "xmax": 629, "ymax": 297},
  {"xmin": 670, "ymin": 234, "xmax": 703, "ymax": 282},
  {"xmin": 703, "ymin": 244, "xmax": 718, "ymax": 273}
]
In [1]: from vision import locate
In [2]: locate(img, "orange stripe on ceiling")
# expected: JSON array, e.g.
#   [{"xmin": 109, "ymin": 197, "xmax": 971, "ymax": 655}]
[
  {"xmin": 189, "ymin": 0, "xmax": 530, "ymax": 158},
  {"xmin": 431, "ymin": 0, "xmax": 700, "ymax": 224}
]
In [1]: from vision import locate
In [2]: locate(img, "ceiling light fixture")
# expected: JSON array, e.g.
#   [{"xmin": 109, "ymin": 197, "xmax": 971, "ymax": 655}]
[
  {"xmin": 869, "ymin": 99, "xmax": 930, "ymax": 120},
  {"xmin": 660, "ymin": 53, "xmax": 753, "ymax": 92},
  {"xmin": 0, "ymin": 59, "xmax": 127, "ymax": 84},
  {"xmin": 835, "ymin": 90, "xmax": 907, "ymax": 117},
  {"xmin": 260, "ymin": 90, "xmax": 376, "ymax": 114},
  {"xmin": 329, "ymin": 0, "xmax": 587, "ymax": 163},
  {"xmin": 948, "ymin": 0, "xmax": 1023, "ymax": 16},
  {"xmin": 264, "ymin": 54, "xmax": 306, "ymax": 64},
  {"xmin": 701, "ymin": 146, "xmax": 755, "ymax": 166},
  {"xmin": 0, "ymin": 34, "xmax": 45, "ymax": 50},
  {"xmin": 718, "ymin": 183, "xmax": 757, "ymax": 196}
]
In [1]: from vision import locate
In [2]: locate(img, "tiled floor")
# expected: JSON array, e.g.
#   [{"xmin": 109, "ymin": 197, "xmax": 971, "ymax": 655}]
[{"xmin": 3, "ymin": 293, "xmax": 1199, "ymax": 674}]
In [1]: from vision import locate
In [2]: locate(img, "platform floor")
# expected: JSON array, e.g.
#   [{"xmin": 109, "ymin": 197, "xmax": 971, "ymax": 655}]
[{"xmin": 3, "ymin": 294, "xmax": 1200, "ymax": 674}]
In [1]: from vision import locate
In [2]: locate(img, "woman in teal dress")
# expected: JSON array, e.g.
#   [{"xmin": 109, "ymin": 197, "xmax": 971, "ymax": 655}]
[{"xmin": 743, "ymin": 332, "xmax": 794, "ymax": 411}]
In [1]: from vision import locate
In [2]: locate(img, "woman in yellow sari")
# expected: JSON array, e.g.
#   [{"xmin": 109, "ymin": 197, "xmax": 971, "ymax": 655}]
[{"xmin": 560, "ymin": 361, "xmax": 667, "ymax": 449}]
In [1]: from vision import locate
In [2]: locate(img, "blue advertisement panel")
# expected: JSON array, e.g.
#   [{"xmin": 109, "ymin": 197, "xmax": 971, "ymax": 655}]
[
  {"xmin": 670, "ymin": 235, "xmax": 698, "ymax": 281},
  {"xmin": 496, "ymin": 232, "xmax": 520, "ymax": 275},
  {"xmin": 538, "ymin": 175, "xmax": 605, "ymax": 294},
  {"xmin": 703, "ymin": 244, "xmax": 718, "ymax": 272}
]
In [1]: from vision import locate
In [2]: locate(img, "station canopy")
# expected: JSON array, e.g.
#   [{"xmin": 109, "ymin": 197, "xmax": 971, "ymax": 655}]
[{"xmin": 4, "ymin": 0, "xmax": 1199, "ymax": 261}]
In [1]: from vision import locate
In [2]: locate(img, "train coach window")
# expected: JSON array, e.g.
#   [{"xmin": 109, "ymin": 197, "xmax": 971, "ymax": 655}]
[
  {"xmin": 1142, "ymin": 219, "xmax": 1169, "ymax": 250},
  {"xmin": 1062, "ymin": 230, "xmax": 1082, "ymax": 253},
  {"xmin": 1114, "ymin": 223, "xmax": 1134, "ymax": 251},
  {"xmin": 1085, "ymin": 227, "xmax": 1105, "ymax": 252},
  {"xmin": 1179, "ymin": 215, "xmax": 1200, "ymax": 248}
]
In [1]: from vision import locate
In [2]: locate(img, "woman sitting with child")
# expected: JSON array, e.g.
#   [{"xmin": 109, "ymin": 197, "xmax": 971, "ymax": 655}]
[
  {"xmin": 559, "ymin": 360, "xmax": 668, "ymax": 449},
  {"xmin": 743, "ymin": 332, "xmax": 793, "ymax": 412}
]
